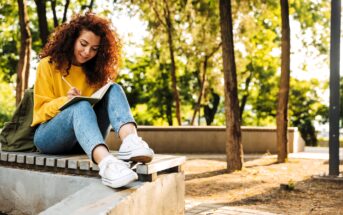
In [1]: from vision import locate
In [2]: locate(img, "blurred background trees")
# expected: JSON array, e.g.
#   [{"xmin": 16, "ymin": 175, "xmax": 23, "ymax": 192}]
[{"xmin": 0, "ymin": 0, "xmax": 331, "ymax": 147}]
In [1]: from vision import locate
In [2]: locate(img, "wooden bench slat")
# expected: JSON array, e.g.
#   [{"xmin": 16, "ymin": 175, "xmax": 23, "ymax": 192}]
[
  {"xmin": 35, "ymin": 156, "xmax": 46, "ymax": 166},
  {"xmin": 0, "ymin": 151, "xmax": 186, "ymax": 182},
  {"xmin": 0, "ymin": 152, "xmax": 8, "ymax": 162},
  {"xmin": 67, "ymin": 155, "xmax": 88, "ymax": 169},
  {"xmin": 26, "ymin": 155, "xmax": 35, "ymax": 165},
  {"xmin": 91, "ymin": 162, "xmax": 100, "ymax": 171},
  {"xmin": 79, "ymin": 159, "xmax": 91, "ymax": 171},
  {"xmin": 8, "ymin": 154, "xmax": 17, "ymax": 163},
  {"xmin": 16, "ymin": 154, "xmax": 26, "ymax": 164},
  {"xmin": 136, "ymin": 156, "xmax": 186, "ymax": 175}
]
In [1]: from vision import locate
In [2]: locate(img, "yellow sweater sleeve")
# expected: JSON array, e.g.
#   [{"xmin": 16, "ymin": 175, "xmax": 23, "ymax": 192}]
[{"xmin": 31, "ymin": 59, "xmax": 68, "ymax": 126}]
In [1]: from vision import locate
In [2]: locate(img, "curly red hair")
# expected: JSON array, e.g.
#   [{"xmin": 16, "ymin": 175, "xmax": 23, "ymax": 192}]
[{"xmin": 40, "ymin": 12, "xmax": 121, "ymax": 87}]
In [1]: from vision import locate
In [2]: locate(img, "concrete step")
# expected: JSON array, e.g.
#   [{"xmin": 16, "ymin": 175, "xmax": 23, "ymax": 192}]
[
  {"xmin": 0, "ymin": 167, "xmax": 185, "ymax": 215},
  {"xmin": 0, "ymin": 152, "xmax": 186, "ymax": 214}
]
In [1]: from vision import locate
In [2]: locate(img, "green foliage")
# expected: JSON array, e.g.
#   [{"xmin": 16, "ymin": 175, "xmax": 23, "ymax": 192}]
[
  {"xmin": 234, "ymin": 1, "xmax": 281, "ymax": 126},
  {"xmin": 0, "ymin": 80, "xmax": 15, "ymax": 127},
  {"xmin": 289, "ymin": 78, "xmax": 327, "ymax": 146},
  {"xmin": 113, "ymin": 0, "xmax": 331, "ymax": 134},
  {"xmin": 117, "ymin": 45, "xmax": 175, "ymax": 125},
  {"xmin": 290, "ymin": 0, "xmax": 330, "ymax": 55},
  {"xmin": 0, "ymin": 0, "xmax": 332, "ymax": 140},
  {"xmin": 0, "ymin": 0, "xmax": 19, "ymax": 82}
]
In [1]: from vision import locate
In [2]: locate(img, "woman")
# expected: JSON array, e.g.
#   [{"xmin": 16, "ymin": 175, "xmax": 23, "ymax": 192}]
[{"xmin": 31, "ymin": 12, "xmax": 154, "ymax": 188}]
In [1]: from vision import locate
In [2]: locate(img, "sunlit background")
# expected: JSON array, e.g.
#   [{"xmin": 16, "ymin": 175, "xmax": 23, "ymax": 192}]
[{"xmin": 1, "ymin": 0, "xmax": 342, "ymax": 146}]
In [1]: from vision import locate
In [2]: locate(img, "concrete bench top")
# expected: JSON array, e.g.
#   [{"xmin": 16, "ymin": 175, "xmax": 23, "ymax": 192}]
[{"xmin": 0, "ymin": 151, "xmax": 186, "ymax": 182}]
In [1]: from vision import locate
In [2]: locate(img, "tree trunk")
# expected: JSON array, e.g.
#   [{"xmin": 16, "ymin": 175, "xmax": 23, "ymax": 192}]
[
  {"xmin": 50, "ymin": 0, "xmax": 59, "ymax": 27},
  {"xmin": 204, "ymin": 90, "xmax": 220, "ymax": 125},
  {"xmin": 219, "ymin": 0, "xmax": 243, "ymax": 172},
  {"xmin": 191, "ymin": 43, "xmax": 221, "ymax": 125},
  {"xmin": 276, "ymin": 0, "xmax": 291, "ymax": 163},
  {"xmin": 191, "ymin": 57, "xmax": 208, "ymax": 125},
  {"xmin": 239, "ymin": 69, "xmax": 253, "ymax": 119},
  {"xmin": 89, "ymin": 0, "xmax": 94, "ymax": 10},
  {"xmin": 34, "ymin": 0, "xmax": 49, "ymax": 46},
  {"xmin": 62, "ymin": 0, "xmax": 70, "ymax": 23},
  {"xmin": 164, "ymin": 0, "xmax": 182, "ymax": 125},
  {"xmin": 16, "ymin": 0, "xmax": 32, "ymax": 105}
]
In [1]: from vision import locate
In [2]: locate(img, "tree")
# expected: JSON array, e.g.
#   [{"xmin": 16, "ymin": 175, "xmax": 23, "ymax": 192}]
[
  {"xmin": 219, "ymin": 0, "xmax": 243, "ymax": 171},
  {"xmin": 276, "ymin": 0, "xmax": 290, "ymax": 163},
  {"xmin": 190, "ymin": 43, "xmax": 222, "ymax": 125},
  {"xmin": 16, "ymin": 0, "xmax": 32, "ymax": 105},
  {"xmin": 120, "ymin": 0, "xmax": 184, "ymax": 125},
  {"xmin": 289, "ymin": 78, "xmax": 325, "ymax": 146},
  {"xmin": 34, "ymin": 0, "xmax": 95, "ymax": 47},
  {"xmin": 203, "ymin": 88, "xmax": 220, "ymax": 125},
  {"xmin": 118, "ymin": 46, "xmax": 174, "ymax": 125},
  {"xmin": 0, "ymin": 80, "xmax": 15, "ymax": 127},
  {"xmin": 0, "ymin": 1, "xmax": 20, "ymax": 82},
  {"xmin": 50, "ymin": 0, "xmax": 70, "ymax": 27},
  {"xmin": 34, "ymin": 0, "xmax": 49, "ymax": 45},
  {"xmin": 102, "ymin": 0, "xmax": 330, "ymax": 132},
  {"xmin": 119, "ymin": 0, "xmax": 186, "ymax": 125},
  {"xmin": 234, "ymin": 1, "xmax": 281, "ymax": 126},
  {"xmin": 148, "ymin": 0, "xmax": 182, "ymax": 125},
  {"xmin": 178, "ymin": 0, "xmax": 221, "ymax": 125}
]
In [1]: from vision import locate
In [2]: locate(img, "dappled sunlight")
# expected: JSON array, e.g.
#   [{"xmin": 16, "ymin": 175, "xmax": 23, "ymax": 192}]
[
  {"xmin": 184, "ymin": 156, "xmax": 343, "ymax": 214},
  {"xmin": 227, "ymin": 178, "xmax": 343, "ymax": 214}
]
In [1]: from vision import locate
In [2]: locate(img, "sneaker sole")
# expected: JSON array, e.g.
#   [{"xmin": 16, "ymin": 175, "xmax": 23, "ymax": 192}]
[
  {"xmin": 102, "ymin": 172, "xmax": 138, "ymax": 188},
  {"xmin": 129, "ymin": 155, "xmax": 153, "ymax": 163},
  {"xmin": 117, "ymin": 148, "xmax": 154, "ymax": 163}
]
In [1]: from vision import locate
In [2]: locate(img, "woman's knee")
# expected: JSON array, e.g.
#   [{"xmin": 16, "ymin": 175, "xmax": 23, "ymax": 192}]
[{"xmin": 109, "ymin": 83, "xmax": 124, "ymax": 94}]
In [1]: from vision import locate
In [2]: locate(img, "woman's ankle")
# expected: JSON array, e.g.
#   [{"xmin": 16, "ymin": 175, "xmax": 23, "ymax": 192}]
[
  {"xmin": 119, "ymin": 123, "xmax": 137, "ymax": 140},
  {"xmin": 92, "ymin": 144, "xmax": 110, "ymax": 164}
]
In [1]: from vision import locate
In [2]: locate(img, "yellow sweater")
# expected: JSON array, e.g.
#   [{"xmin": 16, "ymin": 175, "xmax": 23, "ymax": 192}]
[{"xmin": 31, "ymin": 57, "xmax": 98, "ymax": 126}]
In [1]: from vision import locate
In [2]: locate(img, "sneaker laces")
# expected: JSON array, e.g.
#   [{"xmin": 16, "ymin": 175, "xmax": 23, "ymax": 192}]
[
  {"xmin": 126, "ymin": 135, "xmax": 149, "ymax": 149},
  {"xmin": 99, "ymin": 156, "xmax": 129, "ymax": 176}
]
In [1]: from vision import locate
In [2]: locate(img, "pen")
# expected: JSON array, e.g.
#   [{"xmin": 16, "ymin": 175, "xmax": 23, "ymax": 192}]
[
  {"xmin": 62, "ymin": 76, "xmax": 73, "ymax": 88},
  {"xmin": 62, "ymin": 76, "xmax": 82, "ymax": 95}
]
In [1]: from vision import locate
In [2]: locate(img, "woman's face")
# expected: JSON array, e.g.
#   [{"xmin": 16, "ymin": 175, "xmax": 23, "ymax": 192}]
[{"xmin": 72, "ymin": 29, "xmax": 100, "ymax": 65}]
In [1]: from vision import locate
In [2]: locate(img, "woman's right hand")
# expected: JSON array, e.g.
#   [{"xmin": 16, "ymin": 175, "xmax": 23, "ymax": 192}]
[{"xmin": 67, "ymin": 87, "xmax": 81, "ymax": 99}]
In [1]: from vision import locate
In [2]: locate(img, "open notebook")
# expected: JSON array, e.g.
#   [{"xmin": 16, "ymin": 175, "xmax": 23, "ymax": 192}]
[{"xmin": 59, "ymin": 82, "xmax": 112, "ymax": 111}]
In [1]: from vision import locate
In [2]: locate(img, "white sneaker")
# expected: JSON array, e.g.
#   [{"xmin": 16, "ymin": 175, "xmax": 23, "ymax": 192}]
[
  {"xmin": 98, "ymin": 155, "xmax": 138, "ymax": 188},
  {"xmin": 117, "ymin": 134, "xmax": 154, "ymax": 163}
]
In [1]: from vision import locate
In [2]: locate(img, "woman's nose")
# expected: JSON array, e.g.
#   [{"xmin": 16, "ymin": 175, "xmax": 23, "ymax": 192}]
[{"xmin": 83, "ymin": 47, "xmax": 91, "ymax": 56}]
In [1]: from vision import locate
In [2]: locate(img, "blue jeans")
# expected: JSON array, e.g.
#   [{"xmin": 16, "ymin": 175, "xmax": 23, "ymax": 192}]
[{"xmin": 34, "ymin": 84, "xmax": 136, "ymax": 161}]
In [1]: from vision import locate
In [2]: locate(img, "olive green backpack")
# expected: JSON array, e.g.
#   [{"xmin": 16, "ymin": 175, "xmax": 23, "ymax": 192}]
[{"xmin": 0, "ymin": 88, "xmax": 37, "ymax": 152}]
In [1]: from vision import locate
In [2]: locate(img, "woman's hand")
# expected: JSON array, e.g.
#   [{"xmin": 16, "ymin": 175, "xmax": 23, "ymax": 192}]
[{"xmin": 67, "ymin": 87, "xmax": 81, "ymax": 99}]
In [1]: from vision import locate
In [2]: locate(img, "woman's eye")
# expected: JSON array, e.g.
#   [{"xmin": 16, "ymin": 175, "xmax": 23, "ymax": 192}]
[
  {"xmin": 92, "ymin": 47, "xmax": 99, "ymax": 51},
  {"xmin": 80, "ymin": 42, "xmax": 87, "ymax": 46}
]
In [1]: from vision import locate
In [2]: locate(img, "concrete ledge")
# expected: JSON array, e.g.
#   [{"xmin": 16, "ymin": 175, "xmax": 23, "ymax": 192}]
[
  {"xmin": 43, "ymin": 173, "xmax": 184, "ymax": 215},
  {"xmin": 0, "ymin": 166, "xmax": 184, "ymax": 215},
  {"xmin": 0, "ymin": 166, "xmax": 99, "ymax": 214},
  {"xmin": 106, "ymin": 126, "xmax": 305, "ymax": 154}
]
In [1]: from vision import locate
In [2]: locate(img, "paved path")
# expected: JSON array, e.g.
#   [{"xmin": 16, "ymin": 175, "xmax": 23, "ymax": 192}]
[
  {"xmin": 289, "ymin": 146, "xmax": 343, "ymax": 160},
  {"xmin": 185, "ymin": 200, "xmax": 278, "ymax": 215}
]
